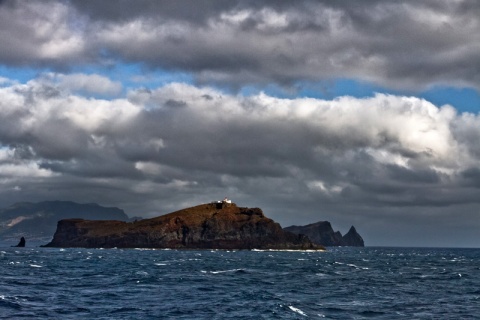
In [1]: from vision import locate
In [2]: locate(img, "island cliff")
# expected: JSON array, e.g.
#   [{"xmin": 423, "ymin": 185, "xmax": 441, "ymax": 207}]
[
  {"xmin": 284, "ymin": 221, "xmax": 364, "ymax": 247},
  {"xmin": 43, "ymin": 203, "xmax": 323, "ymax": 250}
]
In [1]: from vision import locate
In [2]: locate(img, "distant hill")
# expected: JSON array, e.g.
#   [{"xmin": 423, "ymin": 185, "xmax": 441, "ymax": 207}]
[
  {"xmin": 0, "ymin": 201, "xmax": 133, "ymax": 243},
  {"xmin": 284, "ymin": 221, "xmax": 364, "ymax": 247}
]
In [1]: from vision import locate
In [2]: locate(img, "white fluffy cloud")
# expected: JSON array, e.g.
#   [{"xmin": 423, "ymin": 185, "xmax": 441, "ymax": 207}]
[
  {"xmin": 1, "ymin": 78, "xmax": 477, "ymax": 187},
  {"xmin": 1, "ymin": 76, "xmax": 480, "ymax": 246}
]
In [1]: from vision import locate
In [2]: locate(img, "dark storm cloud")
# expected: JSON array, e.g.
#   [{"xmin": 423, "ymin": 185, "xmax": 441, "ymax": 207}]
[{"xmin": 1, "ymin": 0, "xmax": 480, "ymax": 90}]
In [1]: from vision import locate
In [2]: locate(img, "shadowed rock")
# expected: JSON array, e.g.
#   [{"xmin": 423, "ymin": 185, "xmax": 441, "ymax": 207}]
[
  {"xmin": 284, "ymin": 221, "xmax": 364, "ymax": 247},
  {"xmin": 13, "ymin": 236, "xmax": 25, "ymax": 247},
  {"xmin": 342, "ymin": 226, "xmax": 364, "ymax": 247}
]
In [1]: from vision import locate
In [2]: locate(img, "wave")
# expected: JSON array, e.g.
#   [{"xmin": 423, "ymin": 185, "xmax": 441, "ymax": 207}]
[
  {"xmin": 201, "ymin": 268, "xmax": 246, "ymax": 274},
  {"xmin": 288, "ymin": 305, "xmax": 307, "ymax": 317}
]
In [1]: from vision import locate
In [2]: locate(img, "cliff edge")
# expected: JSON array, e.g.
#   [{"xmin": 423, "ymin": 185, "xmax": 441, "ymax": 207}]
[{"xmin": 43, "ymin": 203, "xmax": 323, "ymax": 250}]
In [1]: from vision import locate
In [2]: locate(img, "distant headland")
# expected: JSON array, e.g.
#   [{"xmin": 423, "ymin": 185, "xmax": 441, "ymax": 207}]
[{"xmin": 0, "ymin": 201, "xmax": 133, "ymax": 243}]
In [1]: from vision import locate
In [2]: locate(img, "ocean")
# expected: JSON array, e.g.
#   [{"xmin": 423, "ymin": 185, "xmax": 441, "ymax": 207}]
[{"xmin": 0, "ymin": 246, "xmax": 479, "ymax": 319}]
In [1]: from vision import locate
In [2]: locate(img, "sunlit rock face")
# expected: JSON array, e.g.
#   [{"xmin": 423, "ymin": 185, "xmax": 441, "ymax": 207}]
[{"xmin": 43, "ymin": 203, "xmax": 324, "ymax": 250}]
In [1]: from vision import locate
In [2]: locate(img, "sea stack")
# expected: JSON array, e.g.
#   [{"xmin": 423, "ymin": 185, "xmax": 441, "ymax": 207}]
[
  {"xmin": 13, "ymin": 236, "xmax": 26, "ymax": 247},
  {"xmin": 43, "ymin": 202, "xmax": 324, "ymax": 250},
  {"xmin": 342, "ymin": 226, "xmax": 364, "ymax": 247}
]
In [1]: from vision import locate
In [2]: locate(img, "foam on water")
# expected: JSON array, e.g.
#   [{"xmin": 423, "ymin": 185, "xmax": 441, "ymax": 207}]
[
  {"xmin": 288, "ymin": 305, "xmax": 307, "ymax": 316},
  {"xmin": 206, "ymin": 268, "xmax": 245, "ymax": 274}
]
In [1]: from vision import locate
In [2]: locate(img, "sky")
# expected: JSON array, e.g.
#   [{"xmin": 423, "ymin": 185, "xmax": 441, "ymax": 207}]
[{"xmin": 0, "ymin": 0, "xmax": 479, "ymax": 247}]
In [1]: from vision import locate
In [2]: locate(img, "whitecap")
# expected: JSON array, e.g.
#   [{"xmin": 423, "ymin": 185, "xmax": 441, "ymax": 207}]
[
  {"xmin": 29, "ymin": 264, "xmax": 42, "ymax": 268},
  {"xmin": 289, "ymin": 306, "xmax": 307, "ymax": 317},
  {"xmin": 155, "ymin": 263, "xmax": 167, "ymax": 266},
  {"xmin": 252, "ymin": 249, "xmax": 321, "ymax": 252},
  {"xmin": 209, "ymin": 268, "xmax": 245, "ymax": 274}
]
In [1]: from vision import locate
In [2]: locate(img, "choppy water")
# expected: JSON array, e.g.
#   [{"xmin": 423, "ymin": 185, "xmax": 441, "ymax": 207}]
[{"xmin": 0, "ymin": 246, "xmax": 479, "ymax": 319}]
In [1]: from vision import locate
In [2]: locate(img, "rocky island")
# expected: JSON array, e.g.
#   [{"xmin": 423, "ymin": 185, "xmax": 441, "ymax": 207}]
[
  {"xmin": 285, "ymin": 221, "xmax": 364, "ymax": 247},
  {"xmin": 43, "ymin": 202, "xmax": 324, "ymax": 250}
]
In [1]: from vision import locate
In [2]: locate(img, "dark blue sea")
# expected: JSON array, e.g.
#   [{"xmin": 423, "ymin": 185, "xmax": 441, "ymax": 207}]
[{"xmin": 1, "ymin": 246, "xmax": 479, "ymax": 319}]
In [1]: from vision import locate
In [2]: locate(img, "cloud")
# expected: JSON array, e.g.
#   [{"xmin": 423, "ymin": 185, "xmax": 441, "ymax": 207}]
[
  {"xmin": 0, "ymin": 1, "xmax": 88, "ymax": 66},
  {"xmin": 0, "ymin": 78, "xmax": 474, "ymax": 190},
  {"xmin": 0, "ymin": 76, "xmax": 18, "ymax": 86},
  {"xmin": 55, "ymin": 73, "xmax": 123, "ymax": 96},
  {"xmin": 1, "ymin": 1, "xmax": 479, "ymax": 246},
  {"xmin": 1, "ymin": 76, "xmax": 480, "ymax": 246},
  {"xmin": 1, "ymin": 1, "xmax": 479, "ymax": 91}
]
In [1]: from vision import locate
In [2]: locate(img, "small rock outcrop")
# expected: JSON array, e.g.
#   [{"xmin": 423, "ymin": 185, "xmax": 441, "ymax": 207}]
[
  {"xmin": 284, "ymin": 221, "xmax": 364, "ymax": 247},
  {"xmin": 43, "ymin": 203, "xmax": 324, "ymax": 250},
  {"xmin": 13, "ymin": 236, "xmax": 26, "ymax": 247},
  {"xmin": 342, "ymin": 226, "xmax": 364, "ymax": 247}
]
